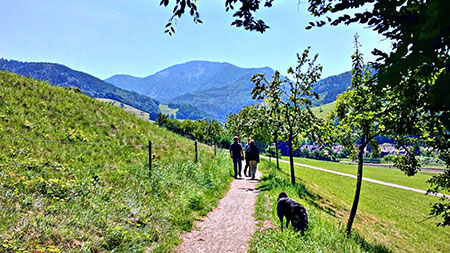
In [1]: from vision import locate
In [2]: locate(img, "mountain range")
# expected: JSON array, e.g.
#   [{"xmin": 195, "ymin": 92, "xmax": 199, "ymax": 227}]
[
  {"xmin": 106, "ymin": 61, "xmax": 352, "ymax": 121},
  {"xmin": 312, "ymin": 70, "xmax": 352, "ymax": 105},
  {"xmin": 105, "ymin": 61, "xmax": 275, "ymax": 121},
  {"xmin": 1, "ymin": 58, "xmax": 353, "ymax": 122}
]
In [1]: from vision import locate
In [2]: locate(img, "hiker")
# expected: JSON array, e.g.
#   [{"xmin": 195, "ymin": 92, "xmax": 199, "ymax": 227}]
[
  {"xmin": 229, "ymin": 136, "xmax": 244, "ymax": 179},
  {"xmin": 244, "ymin": 138, "xmax": 252, "ymax": 177},
  {"xmin": 246, "ymin": 140, "xmax": 260, "ymax": 180}
]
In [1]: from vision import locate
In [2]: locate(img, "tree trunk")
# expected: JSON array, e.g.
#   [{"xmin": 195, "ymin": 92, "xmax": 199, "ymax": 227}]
[
  {"xmin": 275, "ymin": 136, "xmax": 280, "ymax": 170},
  {"xmin": 346, "ymin": 146, "xmax": 365, "ymax": 236},
  {"xmin": 288, "ymin": 139, "xmax": 296, "ymax": 185}
]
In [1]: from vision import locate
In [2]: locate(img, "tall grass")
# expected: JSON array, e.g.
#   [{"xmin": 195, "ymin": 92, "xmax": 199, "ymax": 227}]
[{"xmin": 0, "ymin": 72, "xmax": 233, "ymax": 252}]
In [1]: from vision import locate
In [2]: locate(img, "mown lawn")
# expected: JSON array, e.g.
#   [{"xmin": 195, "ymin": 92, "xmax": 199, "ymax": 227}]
[
  {"xmin": 283, "ymin": 156, "xmax": 438, "ymax": 191},
  {"xmin": 251, "ymin": 159, "xmax": 450, "ymax": 252}
]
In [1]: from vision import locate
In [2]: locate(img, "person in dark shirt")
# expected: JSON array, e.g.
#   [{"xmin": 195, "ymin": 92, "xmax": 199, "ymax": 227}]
[
  {"xmin": 246, "ymin": 140, "xmax": 260, "ymax": 180},
  {"xmin": 244, "ymin": 138, "xmax": 252, "ymax": 177},
  {"xmin": 229, "ymin": 136, "xmax": 244, "ymax": 179}
]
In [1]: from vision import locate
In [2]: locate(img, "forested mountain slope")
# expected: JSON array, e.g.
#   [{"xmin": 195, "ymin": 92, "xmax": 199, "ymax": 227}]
[{"xmin": 0, "ymin": 59, "xmax": 161, "ymax": 119}]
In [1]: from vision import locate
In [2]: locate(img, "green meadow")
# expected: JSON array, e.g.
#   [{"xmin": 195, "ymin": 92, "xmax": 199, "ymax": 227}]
[
  {"xmin": 0, "ymin": 72, "xmax": 232, "ymax": 252},
  {"xmin": 158, "ymin": 104, "xmax": 178, "ymax": 119},
  {"xmin": 249, "ymin": 161, "xmax": 389, "ymax": 252},
  {"xmin": 96, "ymin": 98, "xmax": 150, "ymax": 121},
  {"xmin": 311, "ymin": 101, "xmax": 336, "ymax": 120}
]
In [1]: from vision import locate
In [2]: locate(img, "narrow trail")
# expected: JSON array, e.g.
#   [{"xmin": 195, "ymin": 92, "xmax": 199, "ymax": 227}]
[
  {"xmin": 176, "ymin": 165, "xmax": 262, "ymax": 253},
  {"xmin": 262, "ymin": 155, "xmax": 449, "ymax": 198}
]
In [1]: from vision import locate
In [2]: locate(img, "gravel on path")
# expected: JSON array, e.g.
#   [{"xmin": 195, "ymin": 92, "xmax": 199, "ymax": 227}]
[{"xmin": 176, "ymin": 168, "xmax": 262, "ymax": 253}]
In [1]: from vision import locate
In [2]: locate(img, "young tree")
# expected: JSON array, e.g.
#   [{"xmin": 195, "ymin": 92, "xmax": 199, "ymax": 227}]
[
  {"xmin": 330, "ymin": 35, "xmax": 390, "ymax": 236},
  {"xmin": 225, "ymin": 105, "xmax": 268, "ymax": 140},
  {"xmin": 251, "ymin": 72, "xmax": 285, "ymax": 170},
  {"xmin": 205, "ymin": 119, "xmax": 223, "ymax": 146},
  {"xmin": 237, "ymin": 105, "xmax": 265, "ymax": 141},
  {"xmin": 308, "ymin": 0, "xmax": 450, "ymax": 226},
  {"xmin": 156, "ymin": 112, "xmax": 170, "ymax": 127},
  {"xmin": 225, "ymin": 111, "xmax": 245, "ymax": 138},
  {"xmin": 252, "ymin": 47, "xmax": 322, "ymax": 184}
]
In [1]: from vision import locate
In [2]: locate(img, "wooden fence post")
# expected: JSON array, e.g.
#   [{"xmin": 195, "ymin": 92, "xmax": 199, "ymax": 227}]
[
  {"xmin": 195, "ymin": 141, "xmax": 198, "ymax": 163},
  {"xmin": 148, "ymin": 140, "xmax": 152, "ymax": 176}
]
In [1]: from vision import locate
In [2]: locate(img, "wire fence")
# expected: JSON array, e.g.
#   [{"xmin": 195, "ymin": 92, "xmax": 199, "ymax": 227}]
[
  {"xmin": 0, "ymin": 135, "xmax": 149, "ymax": 148},
  {"xmin": 0, "ymin": 134, "xmax": 153, "ymax": 175},
  {"xmin": 0, "ymin": 135, "xmax": 210, "ymax": 175}
]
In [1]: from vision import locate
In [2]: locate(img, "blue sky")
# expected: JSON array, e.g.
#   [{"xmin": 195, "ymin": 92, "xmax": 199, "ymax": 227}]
[{"xmin": 0, "ymin": 0, "xmax": 390, "ymax": 80}]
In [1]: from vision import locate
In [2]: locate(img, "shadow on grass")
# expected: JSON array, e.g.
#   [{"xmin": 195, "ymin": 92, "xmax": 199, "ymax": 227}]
[
  {"xmin": 257, "ymin": 166, "xmax": 339, "ymax": 217},
  {"xmin": 351, "ymin": 232, "xmax": 392, "ymax": 253},
  {"xmin": 263, "ymin": 160, "xmax": 353, "ymax": 218}
]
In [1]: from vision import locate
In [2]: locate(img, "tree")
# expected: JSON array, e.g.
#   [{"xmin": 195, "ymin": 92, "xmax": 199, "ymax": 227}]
[
  {"xmin": 204, "ymin": 119, "xmax": 223, "ymax": 145},
  {"xmin": 252, "ymin": 47, "xmax": 322, "ymax": 184},
  {"xmin": 225, "ymin": 111, "xmax": 245, "ymax": 138},
  {"xmin": 308, "ymin": 0, "xmax": 450, "ymax": 226},
  {"xmin": 330, "ymin": 35, "xmax": 392, "ymax": 235},
  {"xmin": 159, "ymin": 0, "xmax": 274, "ymax": 35},
  {"xmin": 156, "ymin": 112, "xmax": 170, "ymax": 127},
  {"xmin": 251, "ymin": 71, "xmax": 285, "ymax": 170}
]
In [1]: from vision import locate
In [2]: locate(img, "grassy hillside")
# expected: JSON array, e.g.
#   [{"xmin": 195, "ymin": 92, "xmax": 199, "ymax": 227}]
[
  {"xmin": 97, "ymin": 98, "xmax": 150, "ymax": 121},
  {"xmin": 250, "ymin": 159, "xmax": 450, "ymax": 252},
  {"xmin": 0, "ymin": 72, "xmax": 233, "ymax": 252},
  {"xmin": 311, "ymin": 101, "xmax": 336, "ymax": 120},
  {"xmin": 159, "ymin": 104, "xmax": 178, "ymax": 119}
]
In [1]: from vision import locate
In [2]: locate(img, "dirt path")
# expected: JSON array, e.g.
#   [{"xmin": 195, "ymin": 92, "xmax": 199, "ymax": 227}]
[
  {"xmin": 262, "ymin": 155, "xmax": 449, "ymax": 198},
  {"xmin": 176, "ymin": 166, "xmax": 262, "ymax": 253}
]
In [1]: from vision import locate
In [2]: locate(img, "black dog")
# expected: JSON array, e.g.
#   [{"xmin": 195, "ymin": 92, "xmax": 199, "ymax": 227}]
[{"xmin": 277, "ymin": 192, "xmax": 308, "ymax": 235}]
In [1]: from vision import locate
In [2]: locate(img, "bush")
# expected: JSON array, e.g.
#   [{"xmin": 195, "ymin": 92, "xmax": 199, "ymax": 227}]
[
  {"xmin": 294, "ymin": 148, "xmax": 338, "ymax": 162},
  {"xmin": 264, "ymin": 145, "xmax": 282, "ymax": 158}
]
